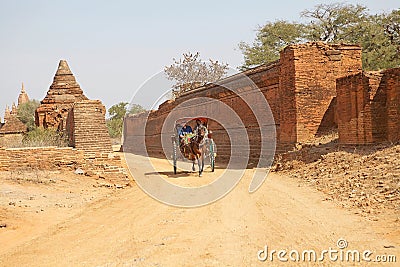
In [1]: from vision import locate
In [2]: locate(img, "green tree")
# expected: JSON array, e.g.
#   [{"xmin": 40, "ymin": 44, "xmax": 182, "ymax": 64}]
[
  {"xmin": 164, "ymin": 52, "xmax": 229, "ymax": 98},
  {"xmin": 380, "ymin": 9, "xmax": 400, "ymax": 68},
  {"xmin": 239, "ymin": 20, "xmax": 306, "ymax": 69},
  {"xmin": 17, "ymin": 99, "xmax": 40, "ymax": 131},
  {"xmin": 352, "ymin": 13, "xmax": 400, "ymax": 70},
  {"xmin": 106, "ymin": 102, "xmax": 146, "ymax": 138},
  {"xmin": 128, "ymin": 103, "xmax": 146, "ymax": 115},
  {"xmin": 109, "ymin": 102, "xmax": 128, "ymax": 121},
  {"xmin": 301, "ymin": 3, "xmax": 368, "ymax": 42},
  {"xmin": 384, "ymin": 9, "xmax": 400, "ymax": 47},
  {"xmin": 301, "ymin": 4, "xmax": 399, "ymax": 70},
  {"xmin": 239, "ymin": 3, "xmax": 399, "ymax": 70}
]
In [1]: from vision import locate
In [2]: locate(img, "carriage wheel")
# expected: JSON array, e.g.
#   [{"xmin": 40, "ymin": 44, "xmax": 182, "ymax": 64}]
[
  {"xmin": 173, "ymin": 139, "xmax": 177, "ymax": 174},
  {"xmin": 210, "ymin": 139, "xmax": 215, "ymax": 172}
]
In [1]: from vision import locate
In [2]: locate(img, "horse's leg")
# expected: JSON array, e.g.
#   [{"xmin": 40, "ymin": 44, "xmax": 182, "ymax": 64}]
[
  {"xmin": 201, "ymin": 150, "xmax": 205, "ymax": 174},
  {"xmin": 197, "ymin": 154, "xmax": 202, "ymax": 177},
  {"xmin": 192, "ymin": 160, "xmax": 195, "ymax": 171}
]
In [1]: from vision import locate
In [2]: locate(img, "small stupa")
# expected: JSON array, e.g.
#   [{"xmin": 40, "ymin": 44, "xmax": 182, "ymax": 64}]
[{"xmin": 35, "ymin": 60, "xmax": 88, "ymax": 130}]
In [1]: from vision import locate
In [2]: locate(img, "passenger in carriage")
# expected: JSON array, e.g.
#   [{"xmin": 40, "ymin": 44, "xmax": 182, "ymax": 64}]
[
  {"xmin": 179, "ymin": 124, "xmax": 193, "ymax": 137},
  {"xmin": 179, "ymin": 124, "xmax": 193, "ymax": 145}
]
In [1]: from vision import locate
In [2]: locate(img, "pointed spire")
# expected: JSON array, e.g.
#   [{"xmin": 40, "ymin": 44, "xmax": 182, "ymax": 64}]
[
  {"xmin": 11, "ymin": 102, "xmax": 17, "ymax": 114},
  {"xmin": 4, "ymin": 105, "xmax": 11, "ymax": 121},
  {"xmin": 56, "ymin": 59, "xmax": 73, "ymax": 75},
  {"xmin": 18, "ymin": 82, "xmax": 29, "ymax": 106}
]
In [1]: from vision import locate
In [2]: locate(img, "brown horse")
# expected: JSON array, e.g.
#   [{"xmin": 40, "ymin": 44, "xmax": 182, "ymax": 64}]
[
  {"xmin": 190, "ymin": 124, "xmax": 207, "ymax": 176},
  {"xmin": 180, "ymin": 124, "xmax": 207, "ymax": 176}
]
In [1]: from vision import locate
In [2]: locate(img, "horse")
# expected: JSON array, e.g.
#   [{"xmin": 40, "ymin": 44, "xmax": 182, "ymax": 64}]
[
  {"xmin": 179, "ymin": 124, "xmax": 207, "ymax": 176},
  {"xmin": 189, "ymin": 124, "xmax": 207, "ymax": 176}
]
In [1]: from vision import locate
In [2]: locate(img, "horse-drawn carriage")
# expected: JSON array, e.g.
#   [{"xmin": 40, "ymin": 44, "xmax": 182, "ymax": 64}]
[{"xmin": 171, "ymin": 118, "xmax": 215, "ymax": 176}]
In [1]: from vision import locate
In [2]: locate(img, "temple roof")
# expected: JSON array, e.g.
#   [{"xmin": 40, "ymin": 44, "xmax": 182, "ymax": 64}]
[
  {"xmin": 0, "ymin": 115, "xmax": 27, "ymax": 134},
  {"xmin": 40, "ymin": 59, "xmax": 88, "ymax": 105}
]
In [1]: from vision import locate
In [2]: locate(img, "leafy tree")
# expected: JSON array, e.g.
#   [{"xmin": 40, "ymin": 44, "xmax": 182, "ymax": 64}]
[
  {"xmin": 106, "ymin": 102, "xmax": 146, "ymax": 138},
  {"xmin": 164, "ymin": 52, "xmax": 229, "ymax": 98},
  {"xmin": 239, "ymin": 21, "xmax": 306, "ymax": 69},
  {"xmin": 108, "ymin": 102, "xmax": 129, "ymax": 121},
  {"xmin": 128, "ymin": 103, "xmax": 146, "ymax": 115},
  {"xmin": 301, "ymin": 4, "xmax": 399, "ymax": 70},
  {"xmin": 17, "ymin": 99, "xmax": 40, "ymax": 131},
  {"xmin": 352, "ymin": 13, "xmax": 399, "ymax": 70},
  {"xmin": 384, "ymin": 9, "xmax": 400, "ymax": 47},
  {"xmin": 301, "ymin": 3, "xmax": 368, "ymax": 42},
  {"xmin": 239, "ymin": 3, "xmax": 399, "ymax": 70},
  {"xmin": 382, "ymin": 9, "xmax": 400, "ymax": 66}
]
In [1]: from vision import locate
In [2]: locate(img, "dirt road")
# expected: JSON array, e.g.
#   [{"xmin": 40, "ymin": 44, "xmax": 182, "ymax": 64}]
[{"xmin": 0, "ymin": 154, "xmax": 398, "ymax": 266}]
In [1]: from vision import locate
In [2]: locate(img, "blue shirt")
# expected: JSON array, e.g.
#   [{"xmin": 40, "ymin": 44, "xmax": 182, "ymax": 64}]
[{"xmin": 179, "ymin": 125, "xmax": 193, "ymax": 136}]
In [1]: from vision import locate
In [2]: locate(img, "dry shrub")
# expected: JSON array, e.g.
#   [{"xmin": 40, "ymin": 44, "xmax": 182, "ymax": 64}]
[{"xmin": 22, "ymin": 127, "xmax": 68, "ymax": 147}]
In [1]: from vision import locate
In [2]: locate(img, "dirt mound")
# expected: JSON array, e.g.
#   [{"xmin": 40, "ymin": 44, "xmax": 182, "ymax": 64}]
[{"xmin": 274, "ymin": 141, "xmax": 400, "ymax": 217}]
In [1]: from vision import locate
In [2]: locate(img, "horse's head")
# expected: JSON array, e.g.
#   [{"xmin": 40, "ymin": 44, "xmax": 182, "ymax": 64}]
[
  {"xmin": 198, "ymin": 125, "xmax": 206, "ymax": 136},
  {"xmin": 194, "ymin": 125, "xmax": 207, "ymax": 143}
]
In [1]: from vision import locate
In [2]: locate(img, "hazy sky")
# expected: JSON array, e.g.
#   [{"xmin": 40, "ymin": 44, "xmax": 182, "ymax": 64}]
[{"xmin": 0, "ymin": 0, "xmax": 398, "ymax": 118}]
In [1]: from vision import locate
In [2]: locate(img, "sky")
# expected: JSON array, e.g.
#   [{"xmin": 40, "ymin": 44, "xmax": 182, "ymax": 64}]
[{"xmin": 0, "ymin": 0, "xmax": 398, "ymax": 119}]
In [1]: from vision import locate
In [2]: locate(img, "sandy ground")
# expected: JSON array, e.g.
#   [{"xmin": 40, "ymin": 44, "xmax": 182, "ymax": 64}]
[{"xmin": 0, "ymin": 154, "xmax": 399, "ymax": 266}]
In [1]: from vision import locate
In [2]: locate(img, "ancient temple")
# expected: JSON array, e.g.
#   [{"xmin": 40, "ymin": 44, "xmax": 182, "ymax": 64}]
[
  {"xmin": 35, "ymin": 60, "xmax": 88, "ymax": 131},
  {"xmin": 2, "ymin": 83, "xmax": 30, "ymax": 123},
  {"xmin": 0, "ymin": 84, "xmax": 29, "ymax": 146},
  {"xmin": 18, "ymin": 82, "xmax": 30, "ymax": 106},
  {"xmin": 35, "ymin": 59, "xmax": 112, "ymax": 153}
]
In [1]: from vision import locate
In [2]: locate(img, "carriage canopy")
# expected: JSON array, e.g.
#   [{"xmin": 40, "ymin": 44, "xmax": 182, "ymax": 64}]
[{"xmin": 175, "ymin": 117, "xmax": 208, "ymax": 127}]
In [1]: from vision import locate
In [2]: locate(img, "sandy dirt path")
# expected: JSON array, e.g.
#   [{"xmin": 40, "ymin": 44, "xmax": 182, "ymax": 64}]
[{"xmin": 0, "ymin": 154, "xmax": 398, "ymax": 266}]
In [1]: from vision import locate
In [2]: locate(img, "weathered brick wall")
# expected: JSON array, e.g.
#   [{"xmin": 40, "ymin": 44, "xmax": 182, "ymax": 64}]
[
  {"xmin": 337, "ymin": 72, "xmax": 368, "ymax": 144},
  {"xmin": 336, "ymin": 68, "xmax": 399, "ymax": 144},
  {"xmin": 382, "ymin": 68, "xmax": 400, "ymax": 143},
  {"xmin": 124, "ymin": 42, "xmax": 363, "ymax": 161},
  {"xmin": 0, "ymin": 147, "xmax": 127, "ymax": 183},
  {"xmin": 278, "ymin": 47, "xmax": 296, "ymax": 144},
  {"xmin": 124, "ymin": 62, "xmax": 280, "ymax": 162},
  {"xmin": 67, "ymin": 100, "xmax": 112, "ymax": 154},
  {"xmin": 0, "ymin": 133, "xmax": 24, "ymax": 147},
  {"xmin": 0, "ymin": 147, "xmax": 84, "ymax": 171},
  {"xmin": 0, "ymin": 115, "xmax": 27, "ymax": 147},
  {"xmin": 285, "ymin": 43, "xmax": 362, "ymax": 142}
]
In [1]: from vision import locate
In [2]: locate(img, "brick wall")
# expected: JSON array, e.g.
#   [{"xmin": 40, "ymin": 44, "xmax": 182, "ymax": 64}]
[
  {"xmin": 285, "ymin": 42, "xmax": 362, "ymax": 142},
  {"xmin": 67, "ymin": 100, "xmax": 113, "ymax": 155},
  {"xmin": 336, "ymin": 68, "xmax": 400, "ymax": 144},
  {"xmin": 124, "ymin": 42, "xmax": 363, "ymax": 161},
  {"xmin": 124, "ymin": 62, "xmax": 280, "ymax": 163},
  {"xmin": 278, "ymin": 47, "xmax": 296, "ymax": 144},
  {"xmin": 383, "ymin": 68, "xmax": 400, "ymax": 143},
  {"xmin": 0, "ymin": 146, "xmax": 127, "ymax": 183},
  {"xmin": 0, "ymin": 133, "xmax": 24, "ymax": 148}
]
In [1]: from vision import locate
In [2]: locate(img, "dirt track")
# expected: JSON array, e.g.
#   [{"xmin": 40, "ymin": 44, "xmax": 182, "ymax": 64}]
[{"xmin": 0, "ymin": 154, "xmax": 399, "ymax": 266}]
